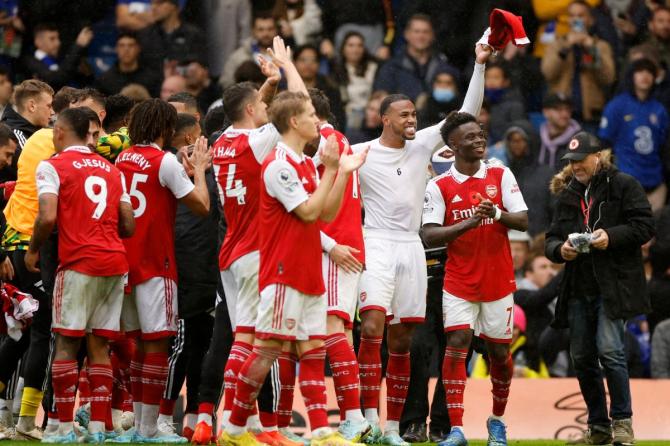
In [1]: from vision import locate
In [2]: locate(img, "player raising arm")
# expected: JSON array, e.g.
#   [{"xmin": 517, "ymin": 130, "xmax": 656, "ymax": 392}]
[{"xmin": 422, "ymin": 111, "xmax": 528, "ymax": 446}]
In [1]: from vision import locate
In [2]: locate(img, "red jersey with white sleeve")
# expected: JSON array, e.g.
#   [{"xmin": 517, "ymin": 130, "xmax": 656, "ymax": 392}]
[
  {"xmin": 115, "ymin": 144, "xmax": 194, "ymax": 286},
  {"xmin": 422, "ymin": 161, "xmax": 527, "ymax": 302},
  {"xmin": 259, "ymin": 142, "xmax": 324, "ymax": 296},
  {"xmin": 35, "ymin": 146, "xmax": 129, "ymax": 276},
  {"xmin": 212, "ymin": 124, "xmax": 280, "ymax": 270},
  {"xmin": 314, "ymin": 125, "xmax": 364, "ymax": 263}
]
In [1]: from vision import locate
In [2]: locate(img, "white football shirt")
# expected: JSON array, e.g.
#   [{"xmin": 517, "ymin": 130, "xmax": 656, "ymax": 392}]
[{"xmin": 352, "ymin": 62, "xmax": 485, "ymax": 233}]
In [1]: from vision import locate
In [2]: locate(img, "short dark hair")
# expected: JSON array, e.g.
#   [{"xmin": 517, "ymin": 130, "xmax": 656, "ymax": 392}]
[
  {"xmin": 0, "ymin": 123, "xmax": 14, "ymax": 147},
  {"xmin": 406, "ymin": 13, "xmax": 433, "ymax": 30},
  {"xmin": 253, "ymin": 12, "xmax": 275, "ymax": 26},
  {"xmin": 652, "ymin": 5, "xmax": 670, "ymax": 19},
  {"xmin": 631, "ymin": 57, "xmax": 658, "ymax": 77},
  {"xmin": 104, "ymin": 94, "xmax": 135, "ymax": 133},
  {"xmin": 234, "ymin": 60, "xmax": 265, "ymax": 84},
  {"xmin": 308, "ymin": 88, "xmax": 331, "ymax": 120},
  {"xmin": 175, "ymin": 113, "xmax": 198, "ymax": 135},
  {"xmin": 74, "ymin": 88, "xmax": 106, "ymax": 109},
  {"xmin": 486, "ymin": 60, "xmax": 511, "ymax": 80},
  {"xmin": 293, "ymin": 44, "xmax": 320, "ymax": 62},
  {"xmin": 128, "ymin": 99, "xmax": 177, "ymax": 145},
  {"xmin": 52, "ymin": 87, "xmax": 79, "ymax": 115},
  {"xmin": 380, "ymin": 94, "xmax": 411, "ymax": 116},
  {"xmin": 0, "ymin": 66, "xmax": 9, "ymax": 79},
  {"xmin": 440, "ymin": 111, "xmax": 478, "ymax": 144},
  {"xmin": 57, "ymin": 107, "xmax": 99, "ymax": 141},
  {"xmin": 203, "ymin": 106, "xmax": 228, "ymax": 139},
  {"xmin": 34, "ymin": 23, "xmax": 58, "ymax": 34},
  {"xmin": 167, "ymin": 92, "xmax": 198, "ymax": 111},
  {"xmin": 223, "ymin": 82, "xmax": 258, "ymax": 123},
  {"xmin": 117, "ymin": 30, "xmax": 138, "ymax": 43}
]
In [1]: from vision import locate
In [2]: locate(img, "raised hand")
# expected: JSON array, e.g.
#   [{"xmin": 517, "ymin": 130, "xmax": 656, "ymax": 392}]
[
  {"xmin": 339, "ymin": 144, "xmax": 368, "ymax": 174},
  {"xmin": 320, "ymin": 134, "xmax": 340, "ymax": 170},
  {"xmin": 187, "ymin": 136, "xmax": 212, "ymax": 172},
  {"xmin": 258, "ymin": 55, "xmax": 281, "ymax": 84},
  {"xmin": 475, "ymin": 42, "xmax": 493, "ymax": 64},
  {"xmin": 267, "ymin": 35, "xmax": 292, "ymax": 69}
]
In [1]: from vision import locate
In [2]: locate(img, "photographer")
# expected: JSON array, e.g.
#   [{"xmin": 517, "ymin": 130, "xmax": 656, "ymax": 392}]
[{"xmin": 544, "ymin": 131, "xmax": 654, "ymax": 446}]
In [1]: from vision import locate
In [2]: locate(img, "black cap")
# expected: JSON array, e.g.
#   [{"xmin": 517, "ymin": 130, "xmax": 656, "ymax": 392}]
[
  {"xmin": 561, "ymin": 131, "xmax": 601, "ymax": 161},
  {"xmin": 543, "ymin": 92, "xmax": 573, "ymax": 109}
]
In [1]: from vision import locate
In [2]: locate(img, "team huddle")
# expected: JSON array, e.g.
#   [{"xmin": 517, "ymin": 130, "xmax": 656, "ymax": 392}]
[{"xmin": 2, "ymin": 33, "xmax": 531, "ymax": 446}]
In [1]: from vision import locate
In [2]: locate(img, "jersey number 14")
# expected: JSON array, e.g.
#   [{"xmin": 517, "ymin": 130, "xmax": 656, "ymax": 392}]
[{"xmin": 213, "ymin": 164, "xmax": 247, "ymax": 205}]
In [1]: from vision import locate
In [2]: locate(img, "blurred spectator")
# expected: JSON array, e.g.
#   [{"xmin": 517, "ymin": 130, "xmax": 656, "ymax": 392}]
[
  {"xmin": 651, "ymin": 318, "xmax": 670, "ymax": 378},
  {"xmin": 373, "ymin": 14, "xmax": 458, "ymax": 102},
  {"xmin": 102, "ymin": 93, "xmax": 133, "ymax": 133},
  {"xmin": 320, "ymin": 0, "xmax": 392, "ymax": 61},
  {"xmin": 484, "ymin": 61, "xmax": 526, "ymax": 143},
  {"xmin": 116, "ymin": 0, "xmax": 154, "ymax": 31},
  {"xmin": 532, "ymin": 0, "xmax": 600, "ymax": 58},
  {"xmin": 514, "ymin": 254, "xmax": 562, "ymax": 373},
  {"xmin": 94, "ymin": 31, "xmax": 161, "ymax": 97},
  {"xmin": 0, "ymin": 0, "xmax": 23, "ymax": 64},
  {"xmin": 541, "ymin": 1, "xmax": 616, "ymax": 127},
  {"xmin": 509, "ymin": 229, "xmax": 531, "ymax": 281},
  {"xmin": 233, "ymin": 60, "xmax": 266, "ymax": 84},
  {"xmin": 599, "ymin": 58, "xmax": 668, "ymax": 212},
  {"xmin": 272, "ymin": 0, "xmax": 322, "ymax": 46},
  {"xmin": 119, "ymin": 82, "xmax": 150, "ymax": 101},
  {"xmin": 203, "ymin": 105, "xmax": 227, "ymax": 140},
  {"xmin": 503, "ymin": 123, "xmax": 555, "ymax": 236},
  {"xmin": 180, "ymin": 58, "xmax": 222, "ymax": 114},
  {"xmin": 416, "ymin": 71, "xmax": 460, "ymax": 130},
  {"xmin": 332, "ymin": 31, "xmax": 378, "ymax": 132},
  {"xmin": 138, "ymin": 0, "xmax": 205, "ymax": 78},
  {"xmin": 346, "ymin": 90, "xmax": 383, "ymax": 143},
  {"xmin": 624, "ymin": 44, "xmax": 670, "ymax": 109},
  {"xmin": 538, "ymin": 93, "xmax": 582, "ymax": 172},
  {"xmin": 220, "ymin": 13, "xmax": 276, "ymax": 88},
  {"xmin": 495, "ymin": 45, "xmax": 544, "ymax": 113},
  {"xmin": 627, "ymin": 315, "xmax": 652, "ymax": 376},
  {"xmin": 0, "ymin": 80, "xmax": 53, "ymax": 152},
  {"xmin": 601, "ymin": 0, "xmax": 651, "ymax": 53},
  {"xmin": 167, "ymin": 91, "xmax": 199, "ymax": 120},
  {"xmin": 160, "ymin": 74, "xmax": 186, "ymax": 101},
  {"xmin": 0, "ymin": 67, "xmax": 12, "ymax": 118},
  {"xmin": 23, "ymin": 24, "xmax": 94, "ymax": 90},
  {"xmin": 644, "ymin": 7, "xmax": 670, "ymax": 75},
  {"xmin": 294, "ymin": 44, "xmax": 346, "ymax": 129},
  {"xmin": 204, "ymin": 0, "xmax": 250, "ymax": 79}
]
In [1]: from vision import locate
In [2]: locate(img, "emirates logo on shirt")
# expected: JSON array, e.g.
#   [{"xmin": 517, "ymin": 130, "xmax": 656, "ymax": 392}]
[
  {"xmin": 486, "ymin": 184, "xmax": 498, "ymax": 198},
  {"xmin": 285, "ymin": 318, "xmax": 296, "ymax": 329}
]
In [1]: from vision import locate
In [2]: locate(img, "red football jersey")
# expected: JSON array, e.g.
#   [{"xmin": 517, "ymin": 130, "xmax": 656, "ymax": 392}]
[
  {"xmin": 35, "ymin": 147, "xmax": 128, "ymax": 276},
  {"xmin": 423, "ymin": 163, "xmax": 527, "ymax": 302},
  {"xmin": 213, "ymin": 129, "xmax": 263, "ymax": 270},
  {"xmin": 259, "ymin": 144, "xmax": 324, "ymax": 295},
  {"xmin": 116, "ymin": 144, "xmax": 194, "ymax": 286},
  {"xmin": 316, "ymin": 126, "xmax": 365, "ymax": 263}
]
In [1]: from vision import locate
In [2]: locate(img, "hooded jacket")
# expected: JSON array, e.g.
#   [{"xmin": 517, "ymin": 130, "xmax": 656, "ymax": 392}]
[{"xmin": 544, "ymin": 153, "xmax": 655, "ymax": 327}]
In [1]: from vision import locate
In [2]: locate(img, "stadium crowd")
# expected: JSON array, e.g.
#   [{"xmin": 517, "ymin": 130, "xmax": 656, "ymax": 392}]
[{"xmin": 0, "ymin": 0, "xmax": 665, "ymax": 446}]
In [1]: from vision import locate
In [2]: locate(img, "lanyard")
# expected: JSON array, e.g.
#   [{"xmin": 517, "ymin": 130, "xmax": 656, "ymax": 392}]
[{"xmin": 580, "ymin": 196, "xmax": 593, "ymax": 230}]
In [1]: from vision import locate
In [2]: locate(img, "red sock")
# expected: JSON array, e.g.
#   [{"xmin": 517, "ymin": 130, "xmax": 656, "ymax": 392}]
[
  {"xmin": 490, "ymin": 354, "xmax": 513, "ymax": 416},
  {"xmin": 52, "ymin": 360, "xmax": 79, "ymax": 423},
  {"xmin": 358, "ymin": 335, "xmax": 382, "ymax": 411},
  {"xmin": 88, "ymin": 364, "xmax": 113, "ymax": 424},
  {"xmin": 78, "ymin": 363, "xmax": 91, "ymax": 405},
  {"xmin": 106, "ymin": 403, "xmax": 114, "ymax": 431},
  {"xmin": 259, "ymin": 411, "xmax": 277, "ymax": 429},
  {"xmin": 229, "ymin": 346, "xmax": 280, "ymax": 428},
  {"xmin": 299, "ymin": 347, "xmax": 328, "ymax": 431},
  {"xmin": 159, "ymin": 399, "xmax": 176, "ymax": 416},
  {"xmin": 223, "ymin": 341, "xmax": 253, "ymax": 412},
  {"xmin": 277, "ymin": 352, "xmax": 297, "ymax": 428},
  {"xmin": 198, "ymin": 402, "xmax": 214, "ymax": 425},
  {"xmin": 142, "ymin": 352, "xmax": 168, "ymax": 406},
  {"xmin": 325, "ymin": 333, "xmax": 360, "ymax": 418},
  {"xmin": 386, "ymin": 352, "xmax": 410, "ymax": 422},
  {"xmin": 442, "ymin": 347, "xmax": 468, "ymax": 427},
  {"xmin": 130, "ymin": 350, "xmax": 145, "ymax": 406}
]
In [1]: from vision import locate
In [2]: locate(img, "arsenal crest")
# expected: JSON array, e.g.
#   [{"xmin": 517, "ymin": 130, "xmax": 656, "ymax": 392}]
[
  {"xmin": 486, "ymin": 184, "xmax": 498, "ymax": 198},
  {"xmin": 285, "ymin": 318, "xmax": 296, "ymax": 329},
  {"xmin": 360, "ymin": 292, "xmax": 367, "ymax": 302}
]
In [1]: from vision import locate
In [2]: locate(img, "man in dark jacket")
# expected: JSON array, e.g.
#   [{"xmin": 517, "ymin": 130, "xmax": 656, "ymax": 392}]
[{"xmin": 544, "ymin": 131, "xmax": 654, "ymax": 446}]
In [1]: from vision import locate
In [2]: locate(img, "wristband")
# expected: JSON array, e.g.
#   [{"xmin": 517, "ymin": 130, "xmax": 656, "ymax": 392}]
[{"xmin": 493, "ymin": 206, "xmax": 502, "ymax": 221}]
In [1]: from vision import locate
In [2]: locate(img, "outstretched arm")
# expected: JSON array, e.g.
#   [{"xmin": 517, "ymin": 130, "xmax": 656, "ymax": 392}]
[{"xmin": 268, "ymin": 35, "xmax": 309, "ymax": 96}]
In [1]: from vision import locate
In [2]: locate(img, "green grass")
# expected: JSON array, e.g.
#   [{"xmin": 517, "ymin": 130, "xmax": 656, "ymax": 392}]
[{"xmin": 2, "ymin": 442, "xmax": 670, "ymax": 446}]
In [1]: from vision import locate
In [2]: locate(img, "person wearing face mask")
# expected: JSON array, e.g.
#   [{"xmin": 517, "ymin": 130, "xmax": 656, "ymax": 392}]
[
  {"xmin": 545, "ymin": 131, "xmax": 654, "ymax": 446},
  {"xmin": 416, "ymin": 71, "xmax": 460, "ymax": 130},
  {"xmin": 483, "ymin": 61, "xmax": 525, "ymax": 144}
]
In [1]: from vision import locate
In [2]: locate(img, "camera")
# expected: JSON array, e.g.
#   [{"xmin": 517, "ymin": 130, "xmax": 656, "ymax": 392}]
[{"xmin": 569, "ymin": 232, "xmax": 593, "ymax": 254}]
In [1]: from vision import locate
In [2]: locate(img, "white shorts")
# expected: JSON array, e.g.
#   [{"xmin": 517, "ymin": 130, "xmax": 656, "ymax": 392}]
[
  {"xmin": 322, "ymin": 253, "xmax": 361, "ymax": 328},
  {"xmin": 358, "ymin": 230, "xmax": 427, "ymax": 325},
  {"xmin": 256, "ymin": 284, "xmax": 326, "ymax": 341},
  {"xmin": 122, "ymin": 277, "xmax": 178, "ymax": 340},
  {"xmin": 52, "ymin": 270, "xmax": 124, "ymax": 338},
  {"xmin": 443, "ymin": 291, "xmax": 514, "ymax": 343},
  {"xmin": 221, "ymin": 251, "xmax": 260, "ymax": 334}
]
